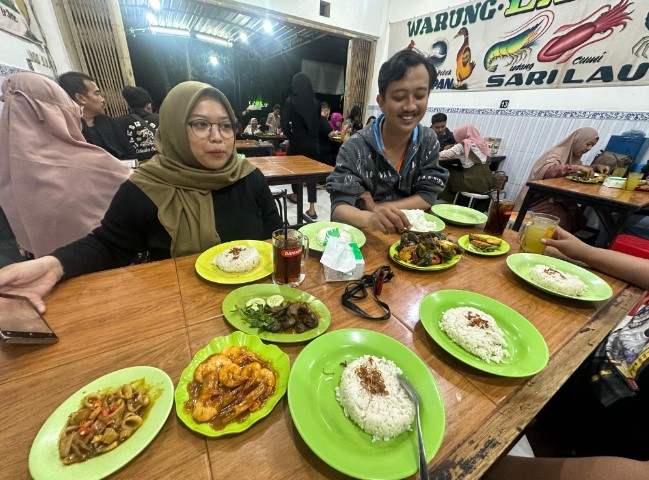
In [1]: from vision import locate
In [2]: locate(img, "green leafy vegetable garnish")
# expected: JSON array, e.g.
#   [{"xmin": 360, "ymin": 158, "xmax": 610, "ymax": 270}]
[{"xmin": 233, "ymin": 304, "xmax": 276, "ymax": 329}]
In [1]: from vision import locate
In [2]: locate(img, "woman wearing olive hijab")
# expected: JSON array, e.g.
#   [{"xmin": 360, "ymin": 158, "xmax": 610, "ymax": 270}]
[{"xmin": 0, "ymin": 81, "xmax": 282, "ymax": 311}]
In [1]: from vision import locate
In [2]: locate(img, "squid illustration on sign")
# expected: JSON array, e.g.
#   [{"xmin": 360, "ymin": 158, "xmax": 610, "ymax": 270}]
[
  {"xmin": 631, "ymin": 11, "xmax": 649, "ymax": 58},
  {"xmin": 429, "ymin": 39, "xmax": 449, "ymax": 68},
  {"xmin": 538, "ymin": 0, "xmax": 634, "ymax": 64},
  {"xmin": 483, "ymin": 11, "xmax": 554, "ymax": 72},
  {"xmin": 454, "ymin": 27, "xmax": 475, "ymax": 88}
]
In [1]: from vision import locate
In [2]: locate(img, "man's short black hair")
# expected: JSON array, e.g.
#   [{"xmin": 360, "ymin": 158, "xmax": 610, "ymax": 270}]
[
  {"xmin": 122, "ymin": 85, "xmax": 152, "ymax": 109},
  {"xmin": 273, "ymin": 104, "xmax": 280, "ymax": 110},
  {"xmin": 57, "ymin": 71, "xmax": 94, "ymax": 100},
  {"xmin": 431, "ymin": 113, "xmax": 447, "ymax": 124},
  {"xmin": 320, "ymin": 101, "xmax": 330, "ymax": 110},
  {"xmin": 377, "ymin": 49, "xmax": 437, "ymax": 96}
]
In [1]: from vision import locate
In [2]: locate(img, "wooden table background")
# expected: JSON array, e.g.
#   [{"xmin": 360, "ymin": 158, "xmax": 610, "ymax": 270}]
[
  {"xmin": 248, "ymin": 155, "xmax": 333, "ymax": 224},
  {"xmin": 514, "ymin": 177, "xmax": 649, "ymax": 247},
  {"xmin": 1, "ymin": 226, "xmax": 641, "ymax": 480},
  {"xmin": 235, "ymin": 140, "xmax": 274, "ymax": 157}
]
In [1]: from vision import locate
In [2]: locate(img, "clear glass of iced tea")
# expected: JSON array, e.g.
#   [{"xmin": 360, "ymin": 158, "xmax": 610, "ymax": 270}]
[
  {"xmin": 483, "ymin": 199, "xmax": 514, "ymax": 235},
  {"xmin": 272, "ymin": 229, "xmax": 309, "ymax": 286}
]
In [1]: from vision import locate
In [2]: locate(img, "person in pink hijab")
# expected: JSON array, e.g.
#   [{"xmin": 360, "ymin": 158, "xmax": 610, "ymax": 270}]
[
  {"xmin": 438, "ymin": 123, "xmax": 493, "ymax": 203},
  {"xmin": 514, "ymin": 127, "xmax": 607, "ymax": 231},
  {"xmin": 0, "ymin": 72, "xmax": 131, "ymax": 258},
  {"xmin": 329, "ymin": 112, "xmax": 343, "ymax": 133}
]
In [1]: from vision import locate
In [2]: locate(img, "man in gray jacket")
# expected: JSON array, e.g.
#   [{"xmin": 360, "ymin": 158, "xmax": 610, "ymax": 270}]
[{"xmin": 326, "ymin": 49, "xmax": 448, "ymax": 233}]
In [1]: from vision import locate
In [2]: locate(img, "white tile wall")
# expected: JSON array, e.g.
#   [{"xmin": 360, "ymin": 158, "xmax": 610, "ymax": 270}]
[{"xmin": 416, "ymin": 108, "xmax": 649, "ymax": 201}]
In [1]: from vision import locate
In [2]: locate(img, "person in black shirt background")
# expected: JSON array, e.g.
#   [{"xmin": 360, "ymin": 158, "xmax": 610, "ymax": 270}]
[
  {"xmin": 281, "ymin": 72, "xmax": 321, "ymax": 220},
  {"xmin": 58, "ymin": 71, "xmax": 136, "ymax": 160},
  {"xmin": 430, "ymin": 112, "xmax": 457, "ymax": 151},
  {"xmin": 115, "ymin": 86, "xmax": 160, "ymax": 162}
]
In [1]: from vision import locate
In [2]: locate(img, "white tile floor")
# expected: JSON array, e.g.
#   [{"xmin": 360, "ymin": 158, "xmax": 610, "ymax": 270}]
[{"xmin": 276, "ymin": 183, "xmax": 332, "ymax": 225}]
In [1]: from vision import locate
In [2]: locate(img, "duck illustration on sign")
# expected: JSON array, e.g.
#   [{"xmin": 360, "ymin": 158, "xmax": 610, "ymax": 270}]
[
  {"xmin": 483, "ymin": 11, "xmax": 554, "ymax": 72},
  {"xmin": 537, "ymin": 0, "xmax": 634, "ymax": 64},
  {"xmin": 454, "ymin": 27, "xmax": 475, "ymax": 88}
]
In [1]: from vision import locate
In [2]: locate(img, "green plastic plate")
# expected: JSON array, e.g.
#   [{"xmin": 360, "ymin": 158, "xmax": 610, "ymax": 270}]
[
  {"xmin": 420, "ymin": 290, "xmax": 549, "ymax": 377},
  {"xmin": 288, "ymin": 328, "xmax": 445, "ymax": 480}
]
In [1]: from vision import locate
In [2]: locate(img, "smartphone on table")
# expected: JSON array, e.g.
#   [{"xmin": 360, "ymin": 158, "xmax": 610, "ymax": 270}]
[{"xmin": 0, "ymin": 293, "xmax": 58, "ymax": 344}]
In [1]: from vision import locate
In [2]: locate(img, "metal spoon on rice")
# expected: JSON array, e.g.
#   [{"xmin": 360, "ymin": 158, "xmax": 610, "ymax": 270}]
[{"xmin": 399, "ymin": 375, "xmax": 429, "ymax": 480}]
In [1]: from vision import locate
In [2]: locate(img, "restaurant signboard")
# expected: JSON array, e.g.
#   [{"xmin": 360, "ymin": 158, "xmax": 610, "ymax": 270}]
[
  {"xmin": 389, "ymin": 0, "xmax": 649, "ymax": 91},
  {"xmin": 0, "ymin": 0, "xmax": 44, "ymax": 45}
]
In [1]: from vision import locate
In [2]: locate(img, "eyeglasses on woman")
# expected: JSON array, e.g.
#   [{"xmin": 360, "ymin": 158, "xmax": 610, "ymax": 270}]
[{"xmin": 187, "ymin": 119, "xmax": 235, "ymax": 139}]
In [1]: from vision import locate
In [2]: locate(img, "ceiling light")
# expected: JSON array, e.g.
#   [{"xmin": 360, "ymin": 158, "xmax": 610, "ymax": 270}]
[
  {"xmin": 195, "ymin": 32, "xmax": 233, "ymax": 48},
  {"xmin": 150, "ymin": 26, "xmax": 189, "ymax": 37},
  {"xmin": 209, "ymin": 56, "xmax": 218, "ymax": 65},
  {"xmin": 239, "ymin": 32, "xmax": 248, "ymax": 43},
  {"xmin": 145, "ymin": 13, "xmax": 157, "ymax": 24},
  {"xmin": 263, "ymin": 21, "xmax": 272, "ymax": 33},
  {"xmin": 149, "ymin": 0, "xmax": 161, "ymax": 10}
]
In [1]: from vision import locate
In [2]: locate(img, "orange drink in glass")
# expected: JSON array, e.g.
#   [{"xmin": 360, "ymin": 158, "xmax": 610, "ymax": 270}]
[{"xmin": 517, "ymin": 213, "xmax": 560, "ymax": 254}]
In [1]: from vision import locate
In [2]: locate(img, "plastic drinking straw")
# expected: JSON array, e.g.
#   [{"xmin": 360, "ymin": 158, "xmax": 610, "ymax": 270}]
[{"xmin": 283, "ymin": 189, "xmax": 288, "ymax": 284}]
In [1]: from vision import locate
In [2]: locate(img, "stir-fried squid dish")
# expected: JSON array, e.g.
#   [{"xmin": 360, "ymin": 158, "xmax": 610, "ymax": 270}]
[
  {"xmin": 184, "ymin": 346, "xmax": 277, "ymax": 430},
  {"xmin": 394, "ymin": 231, "xmax": 462, "ymax": 266},
  {"xmin": 59, "ymin": 383, "xmax": 150, "ymax": 465}
]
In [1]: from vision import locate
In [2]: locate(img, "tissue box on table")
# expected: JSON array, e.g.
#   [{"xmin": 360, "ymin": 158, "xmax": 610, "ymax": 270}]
[
  {"xmin": 320, "ymin": 236, "xmax": 364, "ymax": 282},
  {"xmin": 603, "ymin": 176, "xmax": 626, "ymax": 188}
]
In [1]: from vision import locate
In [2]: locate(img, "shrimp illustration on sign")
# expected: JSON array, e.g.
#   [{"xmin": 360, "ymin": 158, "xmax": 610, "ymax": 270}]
[
  {"xmin": 538, "ymin": 0, "xmax": 634, "ymax": 64},
  {"xmin": 484, "ymin": 11, "xmax": 555, "ymax": 72}
]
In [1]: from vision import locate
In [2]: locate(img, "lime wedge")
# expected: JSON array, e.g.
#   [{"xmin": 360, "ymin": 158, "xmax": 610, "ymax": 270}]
[
  {"xmin": 245, "ymin": 297, "xmax": 266, "ymax": 311},
  {"xmin": 266, "ymin": 295, "xmax": 284, "ymax": 307}
]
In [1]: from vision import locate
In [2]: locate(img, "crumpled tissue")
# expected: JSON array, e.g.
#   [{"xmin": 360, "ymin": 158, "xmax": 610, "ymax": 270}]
[{"xmin": 320, "ymin": 237, "xmax": 364, "ymax": 282}]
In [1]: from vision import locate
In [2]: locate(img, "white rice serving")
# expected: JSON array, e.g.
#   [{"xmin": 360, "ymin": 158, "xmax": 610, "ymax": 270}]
[
  {"xmin": 335, "ymin": 355, "xmax": 414, "ymax": 442},
  {"xmin": 402, "ymin": 209, "xmax": 439, "ymax": 232},
  {"xmin": 529, "ymin": 264, "xmax": 587, "ymax": 296},
  {"xmin": 439, "ymin": 307, "xmax": 509, "ymax": 363},
  {"xmin": 316, "ymin": 227, "xmax": 352, "ymax": 246},
  {"xmin": 211, "ymin": 245, "xmax": 260, "ymax": 273}
]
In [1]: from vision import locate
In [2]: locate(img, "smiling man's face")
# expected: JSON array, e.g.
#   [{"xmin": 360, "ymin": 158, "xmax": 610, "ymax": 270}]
[{"xmin": 377, "ymin": 63, "xmax": 430, "ymax": 137}]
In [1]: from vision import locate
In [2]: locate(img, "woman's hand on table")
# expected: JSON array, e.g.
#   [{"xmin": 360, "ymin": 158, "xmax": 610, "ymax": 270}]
[
  {"xmin": 541, "ymin": 227, "xmax": 592, "ymax": 261},
  {"xmin": 576, "ymin": 165, "xmax": 596, "ymax": 177},
  {"xmin": 0, "ymin": 256, "xmax": 63, "ymax": 313},
  {"xmin": 575, "ymin": 165, "xmax": 608, "ymax": 177},
  {"xmin": 542, "ymin": 226, "xmax": 649, "ymax": 290}
]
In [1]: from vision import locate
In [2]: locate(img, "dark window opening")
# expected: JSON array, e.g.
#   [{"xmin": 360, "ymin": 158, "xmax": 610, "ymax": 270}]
[{"xmin": 319, "ymin": 1, "xmax": 330, "ymax": 18}]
